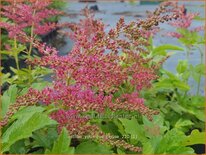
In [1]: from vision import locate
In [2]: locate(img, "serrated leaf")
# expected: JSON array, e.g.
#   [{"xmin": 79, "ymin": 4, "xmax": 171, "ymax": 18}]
[
  {"xmin": 2, "ymin": 106, "xmax": 57, "ymax": 153},
  {"xmin": 119, "ymin": 118, "xmax": 147, "ymax": 142},
  {"xmin": 75, "ymin": 141, "xmax": 113, "ymax": 154},
  {"xmin": 182, "ymin": 129, "xmax": 206, "ymax": 146},
  {"xmin": 175, "ymin": 118, "xmax": 194, "ymax": 128},
  {"xmin": 45, "ymin": 127, "xmax": 74, "ymax": 154},
  {"xmin": 176, "ymin": 60, "xmax": 188, "ymax": 74},
  {"xmin": 173, "ymin": 81, "xmax": 190, "ymax": 91},
  {"xmin": 9, "ymin": 140, "xmax": 26, "ymax": 154},
  {"xmin": 156, "ymin": 129, "xmax": 187, "ymax": 153},
  {"xmin": 143, "ymin": 136, "xmax": 162, "ymax": 154},
  {"xmin": 32, "ymin": 127, "xmax": 58, "ymax": 149}
]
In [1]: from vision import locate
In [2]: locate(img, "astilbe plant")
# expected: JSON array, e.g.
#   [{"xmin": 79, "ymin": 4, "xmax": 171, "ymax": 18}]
[{"xmin": 1, "ymin": 2, "xmax": 183, "ymax": 153}]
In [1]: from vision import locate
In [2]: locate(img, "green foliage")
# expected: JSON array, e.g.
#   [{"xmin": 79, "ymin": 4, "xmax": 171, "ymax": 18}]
[
  {"xmin": 119, "ymin": 118, "xmax": 147, "ymax": 143},
  {"xmin": 154, "ymin": 69, "xmax": 190, "ymax": 91},
  {"xmin": 175, "ymin": 118, "xmax": 194, "ymax": 129},
  {"xmin": 7, "ymin": 66, "xmax": 52, "ymax": 87},
  {"xmin": 75, "ymin": 141, "xmax": 113, "ymax": 154},
  {"xmin": 143, "ymin": 129, "xmax": 195, "ymax": 154},
  {"xmin": 32, "ymin": 127, "xmax": 58, "ymax": 150},
  {"xmin": 45, "ymin": 128, "xmax": 74, "ymax": 154},
  {"xmin": 1, "ymin": 106, "xmax": 57, "ymax": 153},
  {"xmin": 177, "ymin": 28, "xmax": 205, "ymax": 46}
]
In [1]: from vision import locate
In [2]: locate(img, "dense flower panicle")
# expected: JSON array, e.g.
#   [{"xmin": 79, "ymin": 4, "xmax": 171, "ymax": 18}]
[
  {"xmin": 50, "ymin": 109, "xmax": 90, "ymax": 135},
  {"xmin": 113, "ymin": 93, "xmax": 159, "ymax": 120},
  {"xmin": 2, "ymin": 2, "xmax": 183, "ymax": 152},
  {"xmin": 28, "ymin": 2, "xmax": 181, "ymax": 117},
  {"xmin": 40, "ymin": 82, "xmax": 111, "ymax": 113},
  {"xmin": 0, "ymin": 0, "xmax": 63, "ymax": 40}
]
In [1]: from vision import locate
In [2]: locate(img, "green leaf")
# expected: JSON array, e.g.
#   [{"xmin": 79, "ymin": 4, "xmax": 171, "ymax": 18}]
[
  {"xmin": 117, "ymin": 148, "xmax": 125, "ymax": 154},
  {"xmin": 31, "ymin": 81, "xmax": 51, "ymax": 90},
  {"xmin": 32, "ymin": 127, "xmax": 58, "ymax": 149},
  {"xmin": 173, "ymin": 80, "xmax": 190, "ymax": 91},
  {"xmin": 143, "ymin": 136, "xmax": 162, "ymax": 154},
  {"xmin": 9, "ymin": 106, "xmax": 44, "ymax": 122},
  {"xmin": 191, "ymin": 96, "xmax": 205, "ymax": 107},
  {"xmin": 1, "ymin": 84, "xmax": 18, "ymax": 117},
  {"xmin": 0, "ymin": 50, "xmax": 14, "ymax": 56},
  {"xmin": 167, "ymin": 146, "xmax": 194, "ymax": 154},
  {"xmin": 153, "ymin": 44, "xmax": 184, "ymax": 54},
  {"xmin": 45, "ymin": 127, "xmax": 74, "ymax": 154},
  {"xmin": 100, "ymin": 121, "xmax": 120, "ymax": 136},
  {"xmin": 175, "ymin": 118, "xmax": 194, "ymax": 128},
  {"xmin": 176, "ymin": 60, "xmax": 188, "ymax": 74},
  {"xmin": 9, "ymin": 140, "xmax": 26, "ymax": 154},
  {"xmin": 1, "ymin": 72, "xmax": 11, "ymax": 85},
  {"xmin": 154, "ymin": 78, "xmax": 190, "ymax": 91},
  {"xmin": 119, "ymin": 118, "xmax": 147, "ymax": 142},
  {"xmin": 182, "ymin": 129, "xmax": 206, "ymax": 146},
  {"xmin": 156, "ymin": 129, "xmax": 187, "ymax": 153},
  {"xmin": 189, "ymin": 109, "xmax": 205, "ymax": 122},
  {"xmin": 2, "ymin": 106, "xmax": 57, "ymax": 153},
  {"xmin": 75, "ymin": 141, "xmax": 113, "ymax": 154},
  {"xmin": 143, "ymin": 115, "xmax": 168, "ymax": 137},
  {"xmin": 182, "ymin": 70, "xmax": 191, "ymax": 81},
  {"xmin": 154, "ymin": 79, "xmax": 174, "ymax": 90},
  {"xmin": 152, "ymin": 49, "xmax": 167, "ymax": 56},
  {"xmin": 194, "ymin": 64, "xmax": 205, "ymax": 75}
]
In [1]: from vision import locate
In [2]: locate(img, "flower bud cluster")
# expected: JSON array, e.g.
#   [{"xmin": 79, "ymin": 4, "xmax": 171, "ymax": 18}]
[
  {"xmin": 0, "ymin": 88, "xmax": 41, "ymax": 126},
  {"xmin": 0, "ymin": 0, "xmax": 63, "ymax": 40}
]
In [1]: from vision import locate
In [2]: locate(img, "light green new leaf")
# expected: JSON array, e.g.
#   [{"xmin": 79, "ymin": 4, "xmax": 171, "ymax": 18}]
[
  {"xmin": 156, "ymin": 129, "xmax": 187, "ymax": 153},
  {"xmin": 143, "ymin": 136, "xmax": 162, "ymax": 154},
  {"xmin": 2, "ymin": 106, "xmax": 57, "ymax": 153},
  {"xmin": 173, "ymin": 81, "xmax": 190, "ymax": 91},
  {"xmin": 182, "ymin": 129, "xmax": 206, "ymax": 146},
  {"xmin": 154, "ymin": 78, "xmax": 190, "ymax": 91},
  {"xmin": 176, "ymin": 60, "xmax": 188, "ymax": 74},
  {"xmin": 153, "ymin": 44, "xmax": 184, "ymax": 55},
  {"xmin": 45, "ymin": 127, "xmax": 74, "ymax": 154},
  {"xmin": 175, "ymin": 118, "xmax": 194, "ymax": 128},
  {"xmin": 194, "ymin": 64, "xmax": 205, "ymax": 75}
]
